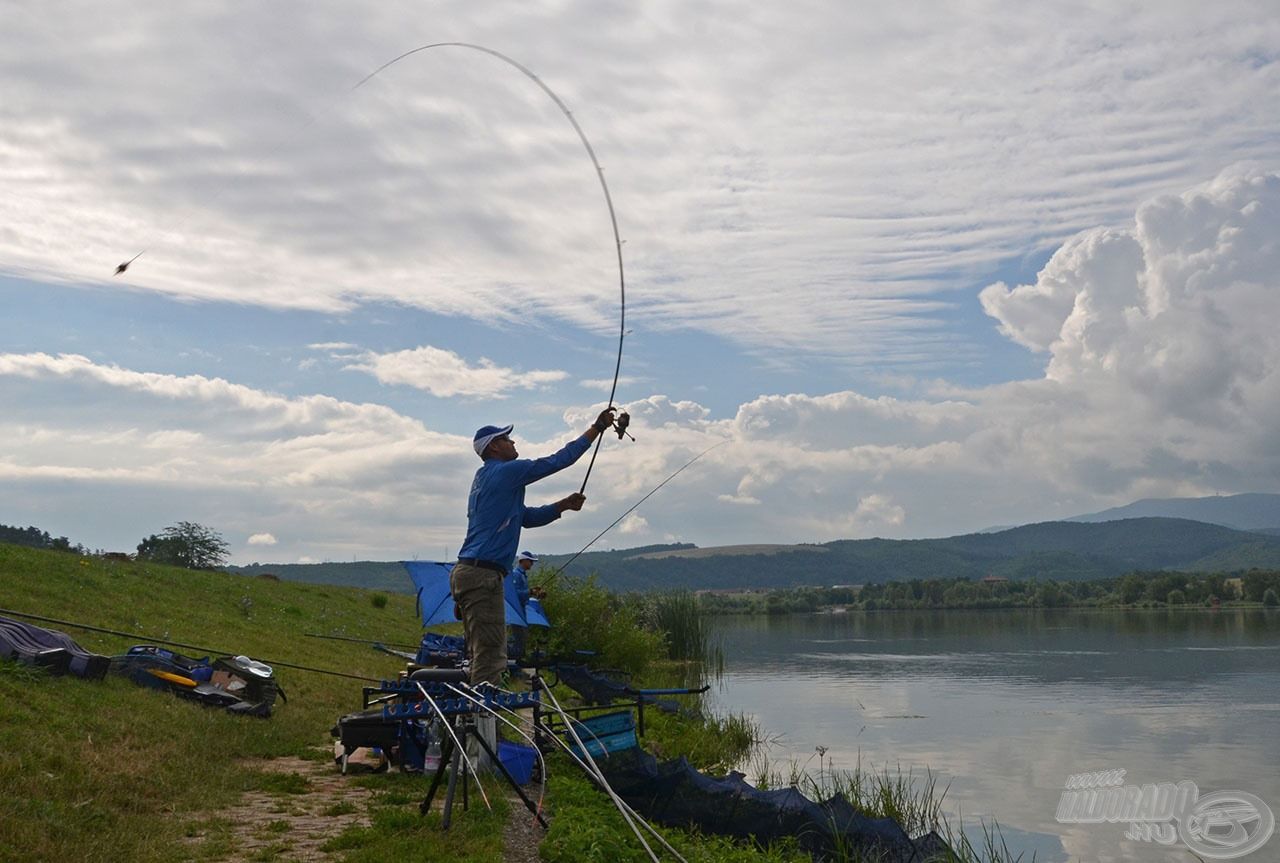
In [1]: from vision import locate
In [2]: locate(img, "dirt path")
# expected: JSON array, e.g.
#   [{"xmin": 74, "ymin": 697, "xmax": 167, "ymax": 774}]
[
  {"xmin": 186, "ymin": 752, "xmax": 545, "ymax": 862},
  {"xmin": 192, "ymin": 755, "xmax": 377, "ymax": 862},
  {"xmin": 501, "ymin": 789, "xmax": 548, "ymax": 863}
]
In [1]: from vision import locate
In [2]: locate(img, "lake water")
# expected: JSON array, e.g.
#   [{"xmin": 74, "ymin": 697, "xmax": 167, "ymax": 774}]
[{"xmin": 707, "ymin": 609, "xmax": 1280, "ymax": 862}]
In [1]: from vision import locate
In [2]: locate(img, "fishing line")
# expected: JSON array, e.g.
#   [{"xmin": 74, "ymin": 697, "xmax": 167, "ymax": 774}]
[
  {"xmin": 545, "ymin": 439, "xmax": 728, "ymax": 583},
  {"xmin": 116, "ymin": 42, "xmax": 628, "ymax": 492},
  {"xmin": 304, "ymin": 632, "xmax": 420, "ymax": 651},
  {"xmin": 0, "ymin": 607, "xmax": 382, "ymax": 683}
]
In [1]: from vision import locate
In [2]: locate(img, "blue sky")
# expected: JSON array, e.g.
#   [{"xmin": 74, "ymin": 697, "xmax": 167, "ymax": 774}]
[{"xmin": 3, "ymin": 2, "xmax": 1279, "ymax": 574}]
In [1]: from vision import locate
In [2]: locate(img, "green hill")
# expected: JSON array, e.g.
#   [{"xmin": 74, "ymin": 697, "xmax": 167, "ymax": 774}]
[
  {"xmin": 213, "ymin": 518, "xmax": 1280, "ymax": 595},
  {"xmin": 227, "ymin": 560, "xmax": 416, "ymax": 594},
  {"xmin": 0, "ymin": 543, "xmax": 485, "ymax": 862},
  {"xmin": 538, "ymin": 518, "xmax": 1280, "ymax": 590}
]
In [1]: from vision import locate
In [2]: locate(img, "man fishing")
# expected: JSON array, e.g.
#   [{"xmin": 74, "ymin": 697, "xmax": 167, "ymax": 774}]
[
  {"xmin": 455, "ymin": 408, "xmax": 616, "ymax": 686},
  {"xmin": 507, "ymin": 550, "xmax": 537, "ymax": 661}
]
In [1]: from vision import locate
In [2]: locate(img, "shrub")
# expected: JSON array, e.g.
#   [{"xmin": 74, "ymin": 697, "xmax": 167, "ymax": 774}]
[
  {"xmin": 532, "ymin": 571, "xmax": 665, "ymax": 677},
  {"xmin": 370, "ymin": 593, "xmax": 389, "ymax": 609}
]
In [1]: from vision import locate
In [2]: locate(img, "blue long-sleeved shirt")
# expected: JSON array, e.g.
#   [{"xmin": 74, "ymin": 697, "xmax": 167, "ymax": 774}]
[
  {"xmin": 457, "ymin": 433, "xmax": 591, "ymax": 568},
  {"xmin": 509, "ymin": 566, "xmax": 531, "ymax": 608}
]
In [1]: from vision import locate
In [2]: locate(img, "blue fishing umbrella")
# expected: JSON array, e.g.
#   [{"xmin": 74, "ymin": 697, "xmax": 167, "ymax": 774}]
[
  {"xmin": 402, "ymin": 561, "xmax": 527, "ymax": 627},
  {"xmin": 525, "ymin": 596, "xmax": 551, "ymax": 628}
]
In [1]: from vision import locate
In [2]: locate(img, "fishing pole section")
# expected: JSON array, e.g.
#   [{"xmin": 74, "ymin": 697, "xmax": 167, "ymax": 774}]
[
  {"xmin": 113, "ymin": 42, "xmax": 632, "ymax": 493},
  {"xmin": 545, "ymin": 439, "xmax": 728, "ymax": 583}
]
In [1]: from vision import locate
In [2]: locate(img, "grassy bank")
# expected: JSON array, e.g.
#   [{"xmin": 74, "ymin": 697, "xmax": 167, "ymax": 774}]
[
  {"xmin": 0, "ymin": 544, "xmax": 498, "ymax": 861},
  {"xmin": 2, "ymin": 546, "xmax": 1020, "ymax": 861},
  {"xmin": 0, "ymin": 548, "xmax": 792, "ymax": 861}
]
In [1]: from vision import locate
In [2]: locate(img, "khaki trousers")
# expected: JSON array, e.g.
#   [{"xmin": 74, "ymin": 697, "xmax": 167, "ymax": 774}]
[{"xmin": 450, "ymin": 562, "xmax": 507, "ymax": 686}]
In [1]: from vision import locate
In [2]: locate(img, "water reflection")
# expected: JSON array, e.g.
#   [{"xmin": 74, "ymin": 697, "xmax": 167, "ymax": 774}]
[{"xmin": 710, "ymin": 609, "xmax": 1280, "ymax": 863}]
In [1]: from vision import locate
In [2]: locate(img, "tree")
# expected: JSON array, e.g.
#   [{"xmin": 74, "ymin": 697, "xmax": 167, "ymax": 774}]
[
  {"xmin": 136, "ymin": 522, "xmax": 229, "ymax": 570},
  {"xmin": 1264, "ymin": 588, "xmax": 1279, "ymax": 608}
]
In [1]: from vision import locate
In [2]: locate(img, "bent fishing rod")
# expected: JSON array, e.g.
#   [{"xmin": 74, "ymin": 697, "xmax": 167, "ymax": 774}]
[
  {"xmin": 114, "ymin": 42, "xmax": 629, "ymax": 494},
  {"xmin": 0, "ymin": 607, "xmax": 382, "ymax": 683},
  {"xmin": 545, "ymin": 439, "xmax": 728, "ymax": 583}
]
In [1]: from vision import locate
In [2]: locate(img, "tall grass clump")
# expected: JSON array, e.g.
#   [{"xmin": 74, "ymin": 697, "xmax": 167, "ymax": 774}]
[
  {"xmin": 648, "ymin": 589, "xmax": 711, "ymax": 661},
  {"xmin": 751, "ymin": 750, "xmax": 1031, "ymax": 863}
]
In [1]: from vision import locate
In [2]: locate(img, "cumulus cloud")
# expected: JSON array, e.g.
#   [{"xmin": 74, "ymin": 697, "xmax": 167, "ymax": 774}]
[
  {"xmin": 563, "ymin": 170, "xmax": 1280, "ymax": 545},
  {"xmin": 343, "ymin": 345, "xmax": 567, "ymax": 398},
  {"xmin": 247, "ymin": 532, "xmax": 278, "ymax": 546},
  {"xmin": 985, "ymin": 168, "xmax": 1280, "ymax": 430},
  {"xmin": 3, "ymin": 171, "xmax": 1280, "ymax": 559}
]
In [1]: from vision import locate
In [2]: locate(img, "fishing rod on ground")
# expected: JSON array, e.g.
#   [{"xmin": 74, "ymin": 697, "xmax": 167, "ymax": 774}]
[
  {"xmin": 305, "ymin": 632, "xmax": 420, "ymax": 651},
  {"xmin": 0, "ymin": 607, "xmax": 384, "ymax": 683},
  {"xmin": 543, "ymin": 439, "xmax": 728, "ymax": 585},
  {"xmin": 112, "ymin": 42, "xmax": 632, "ymax": 494}
]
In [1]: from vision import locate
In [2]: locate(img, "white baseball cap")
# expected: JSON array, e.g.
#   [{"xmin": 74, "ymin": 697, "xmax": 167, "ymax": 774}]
[{"xmin": 472, "ymin": 424, "xmax": 513, "ymax": 457}]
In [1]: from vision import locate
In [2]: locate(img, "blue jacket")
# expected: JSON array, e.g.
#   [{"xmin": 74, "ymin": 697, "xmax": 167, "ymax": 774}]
[
  {"xmin": 509, "ymin": 566, "xmax": 531, "ymax": 609},
  {"xmin": 457, "ymin": 434, "xmax": 591, "ymax": 568}
]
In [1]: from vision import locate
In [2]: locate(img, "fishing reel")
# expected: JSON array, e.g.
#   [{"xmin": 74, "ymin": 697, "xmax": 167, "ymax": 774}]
[{"xmin": 614, "ymin": 410, "xmax": 635, "ymax": 441}]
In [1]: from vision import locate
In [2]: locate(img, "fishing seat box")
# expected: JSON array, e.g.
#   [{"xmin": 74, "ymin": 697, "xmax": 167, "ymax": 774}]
[{"xmin": 332, "ymin": 708, "xmax": 400, "ymax": 755}]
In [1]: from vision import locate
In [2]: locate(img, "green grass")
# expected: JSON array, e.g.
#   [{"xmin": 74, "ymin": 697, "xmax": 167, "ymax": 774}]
[
  {"xmin": 0, "ymin": 543, "xmax": 466, "ymax": 862},
  {"xmin": 0, "ymin": 543, "xmax": 1014, "ymax": 862},
  {"xmin": 539, "ymin": 762, "xmax": 807, "ymax": 863}
]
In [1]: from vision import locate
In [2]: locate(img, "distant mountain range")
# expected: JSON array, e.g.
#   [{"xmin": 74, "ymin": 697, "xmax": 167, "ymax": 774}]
[
  {"xmin": 537, "ymin": 517, "xmax": 1280, "ymax": 591},
  {"xmin": 225, "ymin": 514, "xmax": 1280, "ymax": 594},
  {"xmin": 1067, "ymin": 492, "xmax": 1280, "ymax": 532},
  {"xmin": 222, "ymin": 493, "xmax": 1280, "ymax": 593}
]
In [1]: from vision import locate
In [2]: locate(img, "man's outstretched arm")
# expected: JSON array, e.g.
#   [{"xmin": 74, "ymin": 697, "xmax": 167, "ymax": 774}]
[
  {"xmin": 517, "ymin": 407, "xmax": 618, "ymax": 486},
  {"xmin": 523, "ymin": 492, "xmax": 586, "ymax": 528}
]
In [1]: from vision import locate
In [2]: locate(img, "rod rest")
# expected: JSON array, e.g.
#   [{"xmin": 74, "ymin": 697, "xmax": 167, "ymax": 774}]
[{"xmin": 409, "ymin": 667, "xmax": 469, "ymax": 684}]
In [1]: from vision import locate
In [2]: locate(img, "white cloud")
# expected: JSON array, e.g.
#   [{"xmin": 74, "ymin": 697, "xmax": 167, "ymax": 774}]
[
  {"xmin": 3, "ymin": 3, "xmax": 1278, "ymax": 363},
  {"xmin": 3, "ymin": 171, "xmax": 1280, "ymax": 560},
  {"xmin": 344, "ymin": 345, "xmax": 567, "ymax": 398},
  {"xmin": 568, "ymin": 169, "xmax": 1280, "ymax": 543},
  {"xmin": 617, "ymin": 513, "xmax": 648, "ymax": 535},
  {"xmin": 580, "ymin": 376, "xmax": 644, "ymax": 392},
  {"xmin": 851, "ymin": 494, "xmax": 906, "ymax": 530},
  {"xmin": 247, "ymin": 532, "xmax": 278, "ymax": 546}
]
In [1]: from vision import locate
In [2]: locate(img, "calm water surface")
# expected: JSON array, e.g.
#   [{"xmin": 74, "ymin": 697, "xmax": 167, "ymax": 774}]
[{"xmin": 708, "ymin": 609, "xmax": 1280, "ymax": 862}]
